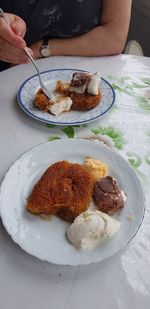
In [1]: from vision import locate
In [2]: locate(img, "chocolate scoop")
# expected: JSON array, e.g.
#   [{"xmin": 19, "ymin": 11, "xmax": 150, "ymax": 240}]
[{"xmin": 93, "ymin": 176, "xmax": 125, "ymax": 215}]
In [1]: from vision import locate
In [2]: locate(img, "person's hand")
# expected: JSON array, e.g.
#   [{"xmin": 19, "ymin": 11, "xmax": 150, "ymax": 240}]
[{"xmin": 0, "ymin": 13, "xmax": 33, "ymax": 64}]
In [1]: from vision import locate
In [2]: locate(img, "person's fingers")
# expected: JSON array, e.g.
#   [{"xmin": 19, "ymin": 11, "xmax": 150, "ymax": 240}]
[
  {"xmin": 0, "ymin": 50, "xmax": 29, "ymax": 64},
  {"xmin": 0, "ymin": 37, "xmax": 25, "ymax": 57},
  {"xmin": 0, "ymin": 37, "xmax": 33, "ymax": 64},
  {"xmin": 11, "ymin": 15, "xmax": 26, "ymax": 38},
  {"xmin": 0, "ymin": 14, "xmax": 26, "ymax": 48},
  {"xmin": 0, "ymin": 50, "xmax": 32, "ymax": 64},
  {"xmin": 0, "ymin": 55, "xmax": 29, "ymax": 64}
]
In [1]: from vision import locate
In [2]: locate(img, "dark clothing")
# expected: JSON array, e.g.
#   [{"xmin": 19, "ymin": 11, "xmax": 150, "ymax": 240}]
[{"xmin": 0, "ymin": 0, "xmax": 102, "ymax": 71}]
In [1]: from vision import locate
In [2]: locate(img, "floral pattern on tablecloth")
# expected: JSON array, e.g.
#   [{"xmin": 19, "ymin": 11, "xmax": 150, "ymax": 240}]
[{"xmin": 45, "ymin": 74, "xmax": 150, "ymax": 191}]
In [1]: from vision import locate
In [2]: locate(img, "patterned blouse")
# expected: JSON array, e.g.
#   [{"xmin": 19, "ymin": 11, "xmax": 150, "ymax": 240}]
[
  {"xmin": 0, "ymin": 0, "xmax": 102, "ymax": 45},
  {"xmin": 0, "ymin": 0, "xmax": 102, "ymax": 70}
]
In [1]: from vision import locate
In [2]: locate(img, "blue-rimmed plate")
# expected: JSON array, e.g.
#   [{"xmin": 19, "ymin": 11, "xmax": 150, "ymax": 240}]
[{"xmin": 17, "ymin": 69, "xmax": 115, "ymax": 126}]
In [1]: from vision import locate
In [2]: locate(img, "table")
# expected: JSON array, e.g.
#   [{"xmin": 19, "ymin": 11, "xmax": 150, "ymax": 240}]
[{"xmin": 0, "ymin": 55, "xmax": 150, "ymax": 309}]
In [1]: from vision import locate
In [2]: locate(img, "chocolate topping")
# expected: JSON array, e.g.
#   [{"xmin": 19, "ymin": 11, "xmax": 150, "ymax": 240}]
[
  {"xmin": 70, "ymin": 72, "xmax": 91, "ymax": 87},
  {"xmin": 93, "ymin": 176, "xmax": 125, "ymax": 215}
]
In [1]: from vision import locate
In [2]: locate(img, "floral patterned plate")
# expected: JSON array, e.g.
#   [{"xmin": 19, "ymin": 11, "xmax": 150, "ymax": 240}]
[
  {"xmin": 0, "ymin": 139, "xmax": 145, "ymax": 265},
  {"xmin": 17, "ymin": 69, "xmax": 115, "ymax": 126}
]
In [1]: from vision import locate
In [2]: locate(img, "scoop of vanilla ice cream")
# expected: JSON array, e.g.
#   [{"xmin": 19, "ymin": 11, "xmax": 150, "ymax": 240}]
[
  {"xmin": 49, "ymin": 97, "xmax": 72, "ymax": 115},
  {"xmin": 67, "ymin": 210, "xmax": 120, "ymax": 250},
  {"xmin": 87, "ymin": 71, "xmax": 101, "ymax": 95},
  {"xmin": 97, "ymin": 211, "xmax": 120, "ymax": 238}
]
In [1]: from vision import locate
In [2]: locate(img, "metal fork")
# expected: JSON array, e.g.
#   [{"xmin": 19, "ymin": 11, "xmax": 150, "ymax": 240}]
[{"xmin": 0, "ymin": 8, "xmax": 51, "ymax": 99}]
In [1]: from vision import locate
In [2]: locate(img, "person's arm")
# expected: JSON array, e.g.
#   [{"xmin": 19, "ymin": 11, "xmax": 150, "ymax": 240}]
[{"xmin": 31, "ymin": 0, "xmax": 132, "ymax": 58}]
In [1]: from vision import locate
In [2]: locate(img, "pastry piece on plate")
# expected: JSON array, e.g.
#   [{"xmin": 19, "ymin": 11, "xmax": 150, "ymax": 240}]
[
  {"xmin": 56, "ymin": 70, "xmax": 102, "ymax": 111},
  {"xmin": 34, "ymin": 89, "xmax": 72, "ymax": 115},
  {"xmin": 56, "ymin": 162, "xmax": 94, "ymax": 222},
  {"xmin": 27, "ymin": 160, "xmax": 94, "ymax": 221},
  {"xmin": 34, "ymin": 70, "xmax": 101, "ymax": 113},
  {"xmin": 34, "ymin": 88, "xmax": 50, "ymax": 111}
]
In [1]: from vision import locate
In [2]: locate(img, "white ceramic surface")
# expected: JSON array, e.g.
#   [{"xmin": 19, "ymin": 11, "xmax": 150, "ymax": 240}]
[
  {"xmin": 0, "ymin": 140, "xmax": 145, "ymax": 265},
  {"xmin": 17, "ymin": 69, "xmax": 115, "ymax": 125}
]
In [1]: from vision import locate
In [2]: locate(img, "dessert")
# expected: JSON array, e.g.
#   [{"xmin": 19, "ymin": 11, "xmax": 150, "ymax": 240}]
[
  {"xmin": 34, "ymin": 90, "xmax": 72, "ymax": 116},
  {"xmin": 67, "ymin": 71, "xmax": 101, "ymax": 111},
  {"xmin": 67, "ymin": 209, "xmax": 120, "ymax": 250},
  {"xmin": 84, "ymin": 157, "xmax": 108, "ymax": 181},
  {"xmin": 27, "ymin": 160, "xmax": 94, "ymax": 221},
  {"xmin": 34, "ymin": 89, "xmax": 50, "ymax": 111},
  {"xmin": 48, "ymin": 96, "xmax": 72, "ymax": 116},
  {"xmin": 69, "ymin": 71, "xmax": 100, "ymax": 95},
  {"xmin": 34, "ymin": 70, "xmax": 101, "ymax": 114},
  {"xmin": 26, "ymin": 156, "xmax": 127, "ymax": 251},
  {"xmin": 93, "ymin": 175, "xmax": 127, "ymax": 215}
]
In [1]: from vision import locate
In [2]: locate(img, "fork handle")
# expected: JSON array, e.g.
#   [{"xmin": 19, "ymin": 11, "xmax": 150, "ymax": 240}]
[
  {"xmin": 24, "ymin": 47, "xmax": 43, "ymax": 88},
  {"xmin": 0, "ymin": 8, "xmax": 10, "ymax": 24}
]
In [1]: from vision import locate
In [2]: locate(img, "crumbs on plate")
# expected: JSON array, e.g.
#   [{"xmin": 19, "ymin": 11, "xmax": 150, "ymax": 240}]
[{"xmin": 127, "ymin": 215, "xmax": 134, "ymax": 221}]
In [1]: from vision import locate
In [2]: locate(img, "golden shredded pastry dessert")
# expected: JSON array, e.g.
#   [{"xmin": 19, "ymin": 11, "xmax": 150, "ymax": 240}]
[
  {"xmin": 34, "ymin": 89, "xmax": 51, "ymax": 111},
  {"xmin": 27, "ymin": 160, "xmax": 94, "ymax": 222},
  {"xmin": 69, "ymin": 91, "xmax": 101, "ymax": 111}
]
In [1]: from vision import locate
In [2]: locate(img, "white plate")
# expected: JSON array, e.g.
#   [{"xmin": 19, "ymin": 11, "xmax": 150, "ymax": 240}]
[
  {"xmin": 17, "ymin": 69, "xmax": 115, "ymax": 126},
  {"xmin": 0, "ymin": 140, "xmax": 145, "ymax": 265}
]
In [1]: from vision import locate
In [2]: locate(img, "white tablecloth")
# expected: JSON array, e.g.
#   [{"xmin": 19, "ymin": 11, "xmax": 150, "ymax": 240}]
[{"xmin": 0, "ymin": 54, "xmax": 150, "ymax": 309}]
